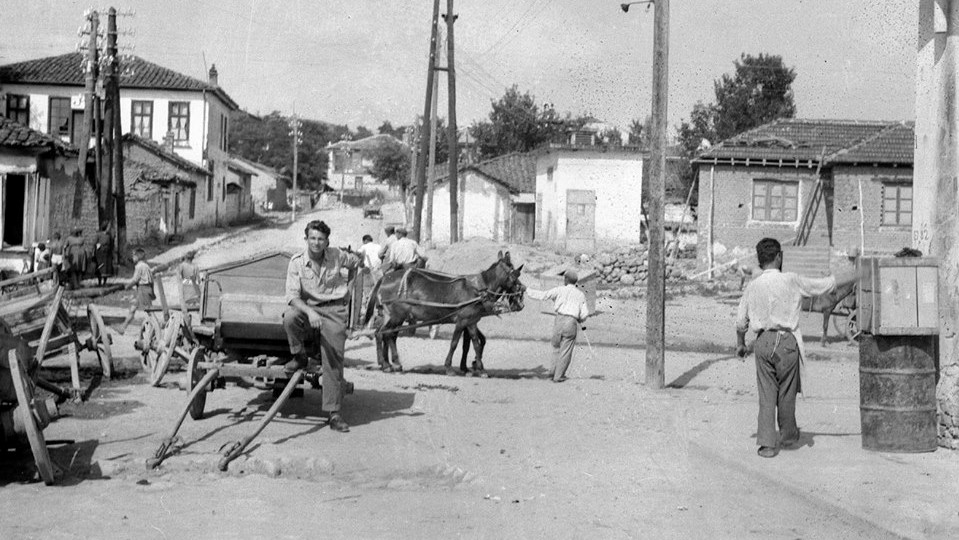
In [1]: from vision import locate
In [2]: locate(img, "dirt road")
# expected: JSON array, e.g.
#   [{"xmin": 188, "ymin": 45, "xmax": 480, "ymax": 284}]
[{"xmin": 2, "ymin": 208, "xmax": 956, "ymax": 539}]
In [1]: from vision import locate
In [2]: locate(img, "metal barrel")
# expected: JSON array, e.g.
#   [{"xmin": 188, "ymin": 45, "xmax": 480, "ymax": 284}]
[{"xmin": 859, "ymin": 334, "xmax": 938, "ymax": 452}]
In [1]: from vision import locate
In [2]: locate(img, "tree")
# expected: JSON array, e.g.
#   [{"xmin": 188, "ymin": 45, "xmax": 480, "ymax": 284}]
[
  {"xmin": 468, "ymin": 85, "xmax": 562, "ymax": 160},
  {"xmin": 676, "ymin": 102, "xmax": 717, "ymax": 158},
  {"xmin": 712, "ymin": 53, "xmax": 796, "ymax": 141},
  {"xmin": 369, "ymin": 139, "xmax": 412, "ymax": 205},
  {"xmin": 627, "ymin": 116, "xmax": 652, "ymax": 147}
]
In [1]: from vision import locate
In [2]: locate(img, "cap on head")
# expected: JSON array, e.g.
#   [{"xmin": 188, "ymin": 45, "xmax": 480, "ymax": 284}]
[
  {"xmin": 564, "ymin": 269, "xmax": 579, "ymax": 284},
  {"xmin": 396, "ymin": 227, "xmax": 408, "ymax": 235},
  {"xmin": 384, "ymin": 225, "xmax": 395, "ymax": 235}
]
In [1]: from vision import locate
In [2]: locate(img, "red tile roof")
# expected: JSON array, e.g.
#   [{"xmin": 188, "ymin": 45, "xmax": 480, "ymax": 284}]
[
  {"xmin": 0, "ymin": 52, "xmax": 238, "ymax": 110},
  {"xmin": 436, "ymin": 153, "xmax": 536, "ymax": 194},
  {"xmin": 122, "ymin": 133, "xmax": 211, "ymax": 177},
  {"xmin": 696, "ymin": 119, "xmax": 913, "ymax": 166},
  {"xmin": 0, "ymin": 116, "xmax": 75, "ymax": 154}
]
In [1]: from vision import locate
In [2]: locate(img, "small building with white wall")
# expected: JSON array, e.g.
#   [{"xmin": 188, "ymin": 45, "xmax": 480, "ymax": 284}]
[{"xmin": 534, "ymin": 145, "xmax": 644, "ymax": 253}]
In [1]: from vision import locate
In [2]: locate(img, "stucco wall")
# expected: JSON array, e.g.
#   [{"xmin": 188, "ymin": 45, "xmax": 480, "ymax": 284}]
[
  {"xmin": 430, "ymin": 170, "xmax": 511, "ymax": 245},
  {"xmin": 535, "ymin": 150, "xmax": 643, "ymax": 250}
]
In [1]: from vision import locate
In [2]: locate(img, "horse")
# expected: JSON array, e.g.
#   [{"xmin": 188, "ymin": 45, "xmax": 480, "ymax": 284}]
[
  {"xmin": 803, "ymin": 280, "xmax": 857, "ymax": 346},
  {"xmin": 363, "ymin": 250, "xmax": 525, "ymax": 376}
]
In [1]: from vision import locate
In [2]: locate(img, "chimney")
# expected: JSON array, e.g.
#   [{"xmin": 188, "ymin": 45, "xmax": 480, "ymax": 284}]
[{"xmin": 208, "ymin": 64, "xmax": 218, "ymax": 87}]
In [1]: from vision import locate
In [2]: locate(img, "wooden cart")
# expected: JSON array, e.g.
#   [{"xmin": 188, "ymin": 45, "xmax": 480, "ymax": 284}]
[
  {"xmin": 147, "ymin": 250, "xmax": 363, "ymax": 471},
  {"xmin": 0, "ymin": 268, "xmax": 114, "ymax": 394}
]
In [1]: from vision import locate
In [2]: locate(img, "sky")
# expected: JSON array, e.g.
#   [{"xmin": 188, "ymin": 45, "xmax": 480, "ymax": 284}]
[{"xmin": 0, "ymin": 0, "xmax": 918, "ymax": 136}]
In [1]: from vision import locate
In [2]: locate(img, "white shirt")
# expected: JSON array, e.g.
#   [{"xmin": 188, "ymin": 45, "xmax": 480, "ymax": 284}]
[
  {"xmin": 736, "ymin": 269, "xmax": 835, "ymax": 334},
  {"xmin": 357, "ymin": 242, "xmax": 382, "ymax": 270},
  {"xmin": 386, "ymin": 237, "xmax": 426, "ymax": 266},
  {"xmin": 528, "ymin": 284, "xmax": 590, "ymax": 322}
]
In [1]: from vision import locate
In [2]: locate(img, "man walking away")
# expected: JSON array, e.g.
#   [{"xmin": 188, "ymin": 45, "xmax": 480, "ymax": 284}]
[
  {"xmin": 378, "ymin": 225, "xmax": 397, "ymax": 262},
  {"xmin": 526, "ymin": 270, "xmax": 590, "ymax": 382},
  {"xmin": 119, "ymin": 248, "xmax": 155, "ymax": 335},
  {"xmin": 735, "ymin": 237, "xmax": 861, "ymax": 458},
  {"xmin": 383, "ymin": 227, "xmax": 428, "ymax": 273}
]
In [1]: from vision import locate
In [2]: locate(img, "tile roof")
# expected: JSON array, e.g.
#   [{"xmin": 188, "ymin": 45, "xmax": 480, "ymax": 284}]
[
  {"xmin": 122, "ymin": 133, "xmax": 211, "ymax": 177},
  {"xmin": 0, "ymin": 52, "xmax": 238, "ymax": 110},
  {"xmin": 436, "ymin": 153, "xmax": 537, "ymax": 194},
  {"xmin": 0, "ymin": 116, "xmax": 75, "ymax": 154},
  {"xmin": 695, "ymin": 119, "xmax": 913, "ymax": 165}
]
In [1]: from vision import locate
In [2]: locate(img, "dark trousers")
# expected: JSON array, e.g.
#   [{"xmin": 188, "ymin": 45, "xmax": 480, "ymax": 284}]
[
  {"xmin": 754, "ymin": 330, "xmax": 801, "ymax": 448},
  {"xmin": 550, "ymin": 315, "xmax": 578, "ymax": 381},
  {"xmin": 282, "ymin": 304, "xmax": 348, "ymax": 413}
]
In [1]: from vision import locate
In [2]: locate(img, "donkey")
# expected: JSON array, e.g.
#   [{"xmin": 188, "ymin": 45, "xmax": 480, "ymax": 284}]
[
  {"xmin": 364, "ymin": 251, "xmax": 525, "ymax": 376},
  {"xmin": 803, "ymin": 280, "xmax": 857, "ymax": 346}
]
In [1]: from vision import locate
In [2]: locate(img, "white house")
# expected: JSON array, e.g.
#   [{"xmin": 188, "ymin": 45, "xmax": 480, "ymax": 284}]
[
  {"xmin": 0, "ymin": 53, "xmax": 240, "ymax": 229},
  {"xmin": 325, "ymin": 134, "xmax": 407, "ymax": 197},
  {"xmin": 430, "ymin": 153, "xmax": 536, "ymax": 245},
  {"xmin": 535, "ymin": 145, "xmax": 644, "ymax": 252}
]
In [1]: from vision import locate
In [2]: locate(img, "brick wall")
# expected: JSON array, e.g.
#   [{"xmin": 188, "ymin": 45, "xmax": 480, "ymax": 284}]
[
  {"xmin": 831, "ymin": 166, "xmax": 913, "ymax": 256},
  {"xmin": 697, "ymin": 164, "xmax": 830, "ymax": 260},
  {"xmin": 43, "ymin": 155, "xmax": 99, "ymax": 239}
]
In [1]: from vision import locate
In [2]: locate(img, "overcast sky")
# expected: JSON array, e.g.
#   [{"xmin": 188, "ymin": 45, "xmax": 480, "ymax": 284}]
[{"xmin": 0, "ymin": 0, "xmax": 917, "ymax": 134}]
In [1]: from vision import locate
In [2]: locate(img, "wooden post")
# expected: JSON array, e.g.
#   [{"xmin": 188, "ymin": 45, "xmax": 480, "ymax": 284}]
[
  {"xmin": 706, "ymin": 165, "xmax": 714, "ymax": 279},
  {"xmin": 412, "ymin": 0, "xmax": 441, "ymax": 242},
  {"xmin": 424, "ymin": 27, "xmax": 441, "ymax": 246},
  {"xmin": 446, "ymin": 0, "xmax": 460, "ymax": 244},
  {"xmin": 109, "ymin": 9, "xmax": 127, "ymax": 263},
  {"xmin": 76, "ymin": 11, "xmax": 99, "ymax": 218},
  {"xmin": 99, "ymin": 9, "xmax": 116, "ymax": 230},
  {"xmin": 645, "ymin": 0, "xmax": 669, "ymax": 389},
  {"xmin": 668, "ymin": 176, "xmax": 695, "ymax": 263}
]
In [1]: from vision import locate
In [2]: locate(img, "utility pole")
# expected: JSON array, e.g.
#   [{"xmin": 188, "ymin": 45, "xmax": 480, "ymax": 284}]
[
  {"xmin": 109, "ymin": 8, "xmax": 127, "ymax": 262},
  {"xmin": 76, "ymin": 10, "xmax": 99, "ymax": 218},
  {"xmin": 289, "ymin": 111, "xmax": 302, "ymax": 222},
  {"xmin": 99, "ymin": 8, "xmax": 117, "ymax": 230},
  {"xmin": 424, "ymin": 26, "xmax": 442, "ymax": 246},
  {"xmin": 445, "ymin": 0, "xmax": 460, "ymax": 243},
  {"xmin": 645, "ymin": 0, "xmax": 669, "ymax": 388},
  {"xmin": 413, "ymin": 0, "xmax": 441, "ymax": 242}
]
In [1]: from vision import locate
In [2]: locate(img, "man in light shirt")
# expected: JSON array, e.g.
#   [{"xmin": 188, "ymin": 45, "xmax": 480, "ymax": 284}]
[
  {"xmin": 378, "ymin": 225, "xmax": 397, "ymax": 261},
  {"xmin": 735, "ymin": 237, "xmax": 861, "ymax": 458},
  {"xmin": 383, "ymin": 227, "xmax": 428, "ymax": 273},
  {"xmin": 357, "ymin": 234, "xmax": 382, "ymax": 274},
  {"xmin": 526, "ymin": 269, "xmax": 590, "ymax": 383}
]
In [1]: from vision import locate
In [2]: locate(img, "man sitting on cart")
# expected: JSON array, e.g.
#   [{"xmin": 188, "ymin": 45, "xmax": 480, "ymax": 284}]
[{"xmin": 283, "ymin": 220, "xmax": 360, "ymax": 433}]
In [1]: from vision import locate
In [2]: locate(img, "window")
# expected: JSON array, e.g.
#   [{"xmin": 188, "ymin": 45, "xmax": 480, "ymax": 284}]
[
  {"xmin": 207, "ymin": 176, "xmax": 214, "ymax": 202},
  {"xmin": 881, "ymin": 183, "xmax": 912, "ymax": 226},
  {"xmin": 48, "ymin": 97, "xmax": 73, "ymax": 143},
  {"xmin": 6, "ymin": 94, "xmax": 29, "ymax": 126},
  {"xmin": 189, "ymin": 187, "xmax": 196, "ymax": 219},
  {"xmin": 168, "ymin": 102, "xmax": 190, "ymax": 143},
  {"xmin": 131, "ymin": 100, "xmax": 153, "ymax": 138},
  {"xmin": 752, "ymin": 179, "xmax": 798, "ymax": 222},
  {"xmin": 219, "ymin": 113, "xmax": 229, "ymax": 151},
  {"xmin": 355, "ymin": 176, "xmax": 364, "ymax": 191}
]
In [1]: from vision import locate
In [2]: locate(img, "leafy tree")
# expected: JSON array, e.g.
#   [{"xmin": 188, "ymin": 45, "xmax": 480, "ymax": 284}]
[
  {"xmin": 627, "ymin": 116, "xmax": 652, "ymax": 147},
  {"xmin": 712, "ymin": 53, "xmax": 796, "ymax": 140},
  {"xmin": 369, "ymin": 139, "xmax": 412, "ymax": 203},
  {"xmin": 676, "ymin": 102, "xmax": 717, "ymax": 157},
  {"xmin": 599, "ymin": 128, "xmax": 623, "ymax": 146},
  {"xmin": 468, "ymin": 85, "xmax": 562, "ymax": 160},
  {"xmin": 229, "ymin": 110, "xmax": 360, "ymax": 191}
]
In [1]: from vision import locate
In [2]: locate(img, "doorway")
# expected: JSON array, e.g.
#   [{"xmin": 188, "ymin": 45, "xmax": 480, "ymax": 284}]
[
  {"xmin": 565, "ymin": 189, "xmax": 596, "ymax": 253},
  {"xmin": 2, "ymin": 174, "xmax": 26, "ymax": 246}
]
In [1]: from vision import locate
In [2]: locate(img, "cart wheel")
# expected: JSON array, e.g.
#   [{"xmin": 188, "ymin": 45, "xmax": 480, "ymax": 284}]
[
  {"xmin": 831, "ymin": 308, "xmax": 858, "ymax": 342},
  {"xmin": 8, "ymin": 350, "xmax": 56, "ymax": 485},
  {"xmin": 186, "ymin": 347, "xmax": 208, "ymax": 420},
  {"xmin": 137, "ymin": 317, "xmax": 161, "ymax": 373},
  {"xmin": 87, "ymin": 304, "xmax": 113, "ymax": 379},
  {"xmin": 150, "ymin": 315, "xmax": 181, "ymax": 387},
  {"xmin": 845, "ymin": 312, "xmax": 860, "ymax": 343}
]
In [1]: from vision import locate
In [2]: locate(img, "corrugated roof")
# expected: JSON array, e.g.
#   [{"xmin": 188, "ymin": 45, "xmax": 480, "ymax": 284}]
[
  {"xmin": 696, "ymin": 119, "xmax": 912, "ymax": 165},
  {"xmin": 436, "ymin": 153, "xmax": 536, "ymax": 194},
  {"xmin": 0, "ymin": 52, "xmax": 238, "ymax": 110},
  {"xmin": 0, "ymin": 116, "xmax": 75, "ymax": 154}
]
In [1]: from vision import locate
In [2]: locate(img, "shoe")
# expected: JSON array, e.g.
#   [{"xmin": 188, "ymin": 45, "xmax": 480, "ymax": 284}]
[
  {"xmin": 757, "ymin": 446, "xmax": 778, "ymax": 458},
  {"xmin": 328, "ymin": 414, "xmax": 350, "ymax": 433},
  {"xmin": 781, "ymin": 430, "xmax": 801, "ymax": 449},
  {"xmin": 284, "ymin": 356, "xmax": 307, "ymax": 374}
]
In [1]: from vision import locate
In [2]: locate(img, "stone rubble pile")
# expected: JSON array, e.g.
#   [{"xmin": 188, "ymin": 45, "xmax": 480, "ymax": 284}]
[{"xmin": 591, "ymin": 244, "xmax": 697, "ymax": 286}]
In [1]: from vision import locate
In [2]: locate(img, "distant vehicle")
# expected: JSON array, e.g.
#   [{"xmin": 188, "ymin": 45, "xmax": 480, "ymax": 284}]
[{"xmin": 363, "ymin": 203, "xmax": 383, "ymax": 219}]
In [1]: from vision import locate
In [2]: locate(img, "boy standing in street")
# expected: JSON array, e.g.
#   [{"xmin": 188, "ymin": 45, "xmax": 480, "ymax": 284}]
[
  {"xmin": 526, "ymin": 270, "xmax": 590, "ymax": 383},
  {"xmin": 735, "ymin": 238, "xmax": 861, "ymax": 458},
  {"xmin": 119, "ymin": 248, "xmax": 155, "ymax": 335}
]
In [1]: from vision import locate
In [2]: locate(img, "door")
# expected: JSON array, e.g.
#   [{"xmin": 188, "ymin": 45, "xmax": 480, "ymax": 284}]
[
  {"xmin": 565, "ymin": 189, "xmax": 595, "ymax": 253},
  {"xmin": 173, "ymin": 192, "xmax": 181, "ymax": 236},
  {"xmin": 2, "ymin": 174, "xmax": 26, "ymax": 246},
  {"xmin": 511, "ymin": 203, "xmax": 535, "ymax": 244}
]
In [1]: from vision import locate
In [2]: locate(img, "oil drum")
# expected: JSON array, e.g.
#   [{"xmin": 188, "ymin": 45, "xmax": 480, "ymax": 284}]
[{"xmin": 859, "ymin": 334, "xmax": 938, "ymax": 452}]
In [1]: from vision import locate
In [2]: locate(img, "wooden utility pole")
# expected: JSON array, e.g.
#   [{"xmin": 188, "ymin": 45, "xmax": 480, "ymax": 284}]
[
  {"xmin": 645, "ymin": 0, "xmax": 669, "ymax": 388},
  {"xmin": 99, "ymin": 9, "xmax": 117, "ymax": 230},
  {"xmin": 75, "ymin": 11, "xmax": 99, "ymax": 218},
  {"xmin": 412, "ymin": 0, "xmax": 441, "ymax": 242},
  {"xmin": 445, "ymin": 0, "xmax": 460, "ymax": 243},
  {"xmin": 109, "ymin": 8, "xmax": 128, "ymax": 261},
  {"xmin": 289, "ymin": 112, "xmax": 302, "ymax": 222},
  {"xmin": 424, "ymin": 27, "xmax": 442, "ymax": 246}
]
